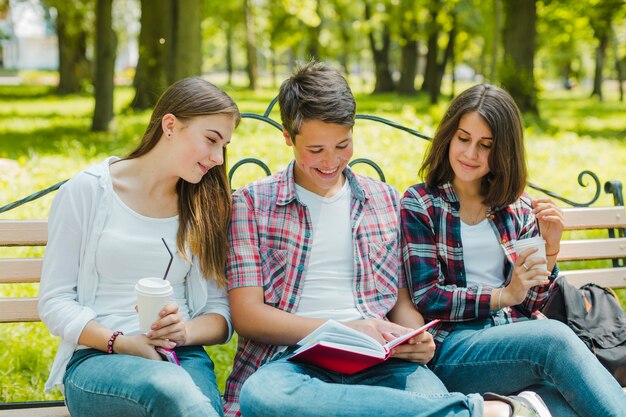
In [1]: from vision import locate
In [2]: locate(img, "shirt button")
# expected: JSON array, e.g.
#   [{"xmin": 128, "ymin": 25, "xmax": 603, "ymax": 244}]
[
  {"xmin": 501, "ymin": 237, "xmax": 508, "ymax": 243},
  {"xmin": 305, "ymin": 231, "xmax": 311, "ymax": 238},
  {"xmin": 297, "ymin": 264, "xmax": 305, "ymax": 271}
]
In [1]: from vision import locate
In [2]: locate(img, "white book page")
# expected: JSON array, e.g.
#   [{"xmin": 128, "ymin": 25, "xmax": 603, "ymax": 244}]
[{"xmin": 295, "ymin": 320, "xmax": 383, "ymax": 352}]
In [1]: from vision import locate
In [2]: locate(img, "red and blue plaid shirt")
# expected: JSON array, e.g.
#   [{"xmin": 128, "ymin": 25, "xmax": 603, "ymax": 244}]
[
  {"xmin": 224, "ymin": 161, "xmax": 404, "ymax": 416},
  {"xmin": 400, "ymin": 182, "xmax": 558, "ymax": 347}
]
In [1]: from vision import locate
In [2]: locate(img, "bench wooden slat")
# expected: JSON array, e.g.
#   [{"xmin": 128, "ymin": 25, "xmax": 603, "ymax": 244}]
[
  {"xmin": 0, "ymin": 298, "xmax": 40, "ymax": 322},
  {"xmin": 558, "ymin": 238, "xmax": 626, "ymax": 261},
  {"xmin": 562, "ymin": 206, "xmax": 626, "ymax": 230},
  {"xmin": 0, "ymin": 406, "xmax": 69, "ymax": 417},
  {"xmin": 0, "ymin": 220, "xmax": 48, "ymax": 246},
  {"xmin": 561, "ymin": 267, "xmax": 626, "ymax": 290},
  {"xmin": 0, "ymin": 259, "xmax": 42, "ymax": 283}
]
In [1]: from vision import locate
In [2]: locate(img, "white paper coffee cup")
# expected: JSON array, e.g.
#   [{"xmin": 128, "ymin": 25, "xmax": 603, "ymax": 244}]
[
  {"xmin": 513, "ymin": 236, "xmax": 547, "ymax": 271},
  {"xmin": 135, "ymin": 278, "xmax": 173, "ymax": 333}
]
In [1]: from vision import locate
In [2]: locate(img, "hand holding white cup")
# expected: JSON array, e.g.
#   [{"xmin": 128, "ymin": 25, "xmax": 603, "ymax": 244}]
[
  {"xmin": 136, "ymin": 238, "xmax": 175, "ymax": 333},
  {"xmin": 135, "ymin": 278, "xmax": 173, "ymax": 333},
  {"xmin": 514, "ymin": 236, "xmax": 547, "ymax": 272}
]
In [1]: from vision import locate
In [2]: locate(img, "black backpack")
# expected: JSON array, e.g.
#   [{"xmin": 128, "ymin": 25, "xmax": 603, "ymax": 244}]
[{"xmin": 540, "ymin": 276, "xmax": 626, "ymax": 386}]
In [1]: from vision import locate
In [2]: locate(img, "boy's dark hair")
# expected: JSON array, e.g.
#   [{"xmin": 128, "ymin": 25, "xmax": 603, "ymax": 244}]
[
  {"xmin": 420, "ymin": 83, "xmax": 527, "ymax": 208},
  {"xmin": 278, "ymin": 61, "xmax": 356, "ymax": 141}
]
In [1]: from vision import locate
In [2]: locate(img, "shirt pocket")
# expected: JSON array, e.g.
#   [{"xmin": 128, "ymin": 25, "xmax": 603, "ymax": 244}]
[
  {"xmin": 368, "ymin": 240, "xmax": 400, "ymax": 296},
  {"xmin": 259, "ymin": 245, "xmax": 288, "ymax": 305}
]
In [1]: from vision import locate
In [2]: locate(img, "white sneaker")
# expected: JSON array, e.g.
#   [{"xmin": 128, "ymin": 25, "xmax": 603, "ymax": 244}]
[{"xmin": 516, "ymin": 391, "xmax": 553, "ymax": 417}]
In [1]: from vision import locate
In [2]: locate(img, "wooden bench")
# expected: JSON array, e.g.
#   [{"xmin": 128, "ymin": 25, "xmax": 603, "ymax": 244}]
[
  {"xmin": 1, "ymin": 100, "xmax": 624, "ymax": 413},
  {"xmin": 2, "ymin": 202, "xmax": 625, "ymax": 414}
]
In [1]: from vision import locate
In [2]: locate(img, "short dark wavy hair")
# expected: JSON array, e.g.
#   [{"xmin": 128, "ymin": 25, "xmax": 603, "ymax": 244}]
[{"xmin": 278, "ymin": 61, "xmax": 356, "ymax": 141}]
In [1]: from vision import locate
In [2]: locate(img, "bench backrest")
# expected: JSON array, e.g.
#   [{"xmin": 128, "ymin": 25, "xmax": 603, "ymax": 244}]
[{"xmin": 1, "ymin": 205, "xmax": 625, "ymax": 324}]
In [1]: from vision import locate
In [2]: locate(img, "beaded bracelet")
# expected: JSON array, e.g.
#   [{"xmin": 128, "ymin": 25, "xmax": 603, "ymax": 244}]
[{"xmin": 107, "ymin": 331, "xmax": 124, "ymax": 354}]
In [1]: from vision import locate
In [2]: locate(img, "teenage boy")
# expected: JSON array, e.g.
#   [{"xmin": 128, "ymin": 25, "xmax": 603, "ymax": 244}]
[{"xmin": 222, "ymin": 62, "xmax": 542, "ymax": 417}]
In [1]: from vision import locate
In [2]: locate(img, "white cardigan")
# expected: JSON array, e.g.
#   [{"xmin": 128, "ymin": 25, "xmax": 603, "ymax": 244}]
[{"xmin": 38, "ymin": 157, "xmax": 232, "ymax": 392}]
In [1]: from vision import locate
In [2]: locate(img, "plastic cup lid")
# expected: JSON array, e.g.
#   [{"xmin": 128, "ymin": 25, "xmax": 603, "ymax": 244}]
[{"xmin": 135, "ymin": 278, "xmax": 173, "ymax": 295}]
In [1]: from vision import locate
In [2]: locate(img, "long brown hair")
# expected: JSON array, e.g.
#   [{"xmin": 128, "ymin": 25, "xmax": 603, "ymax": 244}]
[
  {"xmin": 126, "ymin": 77, "xmax": 240, "ymax": 286},
  {"xmin": 420, "ymin": 84, "xmax": 526, "ymax": 208}
]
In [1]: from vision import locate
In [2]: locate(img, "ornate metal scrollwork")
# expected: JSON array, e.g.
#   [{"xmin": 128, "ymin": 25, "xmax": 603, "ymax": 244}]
[{"xmin": 527, "ymin": 170, "xmax": 601, "ymax": 207}]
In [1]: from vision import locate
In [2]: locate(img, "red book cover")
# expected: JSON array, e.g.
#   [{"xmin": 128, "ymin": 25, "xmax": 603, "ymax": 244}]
[{"xmin": 288, "ymin": 319, "xmax": 440, "ymax": 374}]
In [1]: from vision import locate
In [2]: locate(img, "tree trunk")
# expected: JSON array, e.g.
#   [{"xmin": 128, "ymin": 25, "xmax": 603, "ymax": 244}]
[
  {"xmin": 432, "ymin": 14, "xmax": 456, "ymax": 104},
  {"xmin": 226, "ymin": 24, "xmax": 234, "ymax": 86},
  {"xmin": 244, "ymin": 0, "xmax": 258, "ymax": 90},
  {"xmin": 397, "ymin": 0, "xmax": 418, "ymax": 95},
  {"xmin": 173, "ymin": 0, "xmax": 202, "ymax": 81},
  {"xmin": 56, "ymin": 9, "xmax": 90, "ymax": 94},
  {"xmin": 501, "ymin": 0, "xmax": 538, "ymax": 114},
  {"xmin": 92, "ymin": 0, "xmax": 116, "ymax": 132},
  {"xmin": 490, "ymin": 0, "xmax": 501, "ymax": 82},
  {"xmin": 365, "ymin": 3, "xmax": 394, "ymax": 94},
  {"xmin": 420, "ymin": 2, "xmax": 441, "ymax": 95},
  {"xmin": 591, "ymin": 33, "xmax": 608, "ymax": 100},
  {"xmin": 613, "ymin": 28, "xmax": 624, "ymax": 102},
  {"xmin": 131, "ymin": 0, "xmax": 172, "ymax": 110}
]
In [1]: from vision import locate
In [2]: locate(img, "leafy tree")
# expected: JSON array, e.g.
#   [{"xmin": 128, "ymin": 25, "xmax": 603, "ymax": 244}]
[
  {"xmin": 364, "ymin": 0, "xmax": 395, "ymax": 93},
  {"xmin": 131, "ymin": 0, "xmax": 171, "ymax": 109},
  {"xmin": 588, "ymin": 0, "xmax": 625, "ymax": 100},
  {"xmin": 43, "ymin": 0, "xmax": 93, "ymax": 94},
  {"xmin": 396, "ymin": 0, "xmax": 419, "ymax": 95},
  {"xmin": 132, "ymin": 0, "xmax": 203, "ymax": 109},
  {"xmin": 244, "ymin": 0, "xmax": 258, "ymax": 90},
  {"xmin": 203, "ymin": 0, "xmax": 245, "ymax": 85}
]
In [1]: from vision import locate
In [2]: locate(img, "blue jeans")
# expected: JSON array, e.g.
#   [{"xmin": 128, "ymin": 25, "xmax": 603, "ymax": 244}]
[
  {"xmin": 64, "ymin": 345, "xmax": 223, "ymax": 417},
  {"xmin": 240, "ymin": 349, "xmax": 483, "ymax": 417},
  {"xmin": 430, "ymin": 316, "xmax": 626, "ymax": 417}
]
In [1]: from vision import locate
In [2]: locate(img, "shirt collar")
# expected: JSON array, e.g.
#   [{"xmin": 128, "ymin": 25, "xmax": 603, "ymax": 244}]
[{"xmin": 276, "ymin": 160, "xmax": 367, "ymax": 206}]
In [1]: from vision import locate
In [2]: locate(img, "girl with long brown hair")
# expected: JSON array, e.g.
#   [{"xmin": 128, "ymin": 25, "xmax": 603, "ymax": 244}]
[{"xmin": 39, "ymin": 77, "xmax": 240, "ymax": 417}]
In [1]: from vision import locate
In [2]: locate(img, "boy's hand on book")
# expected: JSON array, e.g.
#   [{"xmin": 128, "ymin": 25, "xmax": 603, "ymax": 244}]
[
  {"xmin": 387, "ymin": 331, "xmax": 436, "ymax": 364},
  {"xmin": 345, "ymin": 318, "xmax": 412, "ymax": 345}
]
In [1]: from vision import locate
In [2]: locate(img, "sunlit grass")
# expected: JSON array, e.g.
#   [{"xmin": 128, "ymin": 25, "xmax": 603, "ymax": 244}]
[{"xmin": 1, "ymin": 82, "xmax": 625, "ymax": 402}]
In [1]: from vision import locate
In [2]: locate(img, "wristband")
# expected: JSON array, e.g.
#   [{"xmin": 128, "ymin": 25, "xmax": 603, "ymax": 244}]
[
  {"xmin": 107, "ymin": 331, "xmax": 124, "ymax": 354},
  {"xmin": 546, "ymin": 249, "xmax": 560, "ymax": 257},
  {"xmin": 497, "ymin": 289, "xmax": 504, "ymax": 310}
]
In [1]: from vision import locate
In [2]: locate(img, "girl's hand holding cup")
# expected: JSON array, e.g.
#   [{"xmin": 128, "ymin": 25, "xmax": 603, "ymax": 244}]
[
  {"xmin": 504, "ymin": 246, "xmax": 551, "ymax": 306},
  {"xmin": 146, "ymin": 302, "xmax": 188, "ymax": 348}
]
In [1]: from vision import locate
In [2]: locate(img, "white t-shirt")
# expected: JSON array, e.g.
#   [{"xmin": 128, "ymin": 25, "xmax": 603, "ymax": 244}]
[
  {"xmin": 294, "ymin": 181, "xmax": 362, "ymax": 322},
  {"xmin": 93, "ymin": 190, "xmax": 192, "ymax": 336},
  {"xmin": 461, "ymin": 218, "xmax": 505, "ymax": 288}
]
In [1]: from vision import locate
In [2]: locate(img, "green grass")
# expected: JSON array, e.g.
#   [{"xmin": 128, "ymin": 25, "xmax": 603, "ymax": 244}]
[{"xmin": 1, "ymin": 82, "xmax": 625, "ymax": 402}]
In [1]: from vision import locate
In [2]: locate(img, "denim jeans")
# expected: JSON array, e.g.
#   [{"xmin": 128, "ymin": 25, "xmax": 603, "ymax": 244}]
[
  {"xmin": 430, "ymin": 316, "xmax": 626, "ymax": 417},
  {"xmin": 64, "ymin": 345, "xmax": 223, "ymax": 417},
  {"xmin": 239, "ymin": 348, "xmax": 483, "ymax": 417}
]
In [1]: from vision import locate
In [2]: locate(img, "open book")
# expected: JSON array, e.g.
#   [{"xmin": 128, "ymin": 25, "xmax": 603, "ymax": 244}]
[{"xmin": 287, "ymin": 319, "xmax": 440, "ymax": 374}]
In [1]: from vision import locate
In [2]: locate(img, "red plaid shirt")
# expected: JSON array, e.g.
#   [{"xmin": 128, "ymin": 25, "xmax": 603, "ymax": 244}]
[
  {"xmin": 400, "ymin": 182, "xmax": 559, "ymax": 347},
  {"xmin": 223, "ymin": 161, "xmax": 404, "ymax": 416}
]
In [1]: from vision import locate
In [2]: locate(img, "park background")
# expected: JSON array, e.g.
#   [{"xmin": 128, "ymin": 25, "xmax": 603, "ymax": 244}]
[{"xmin": 0, "ymin": 0, "xmax": 625, "ymax": 403}]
